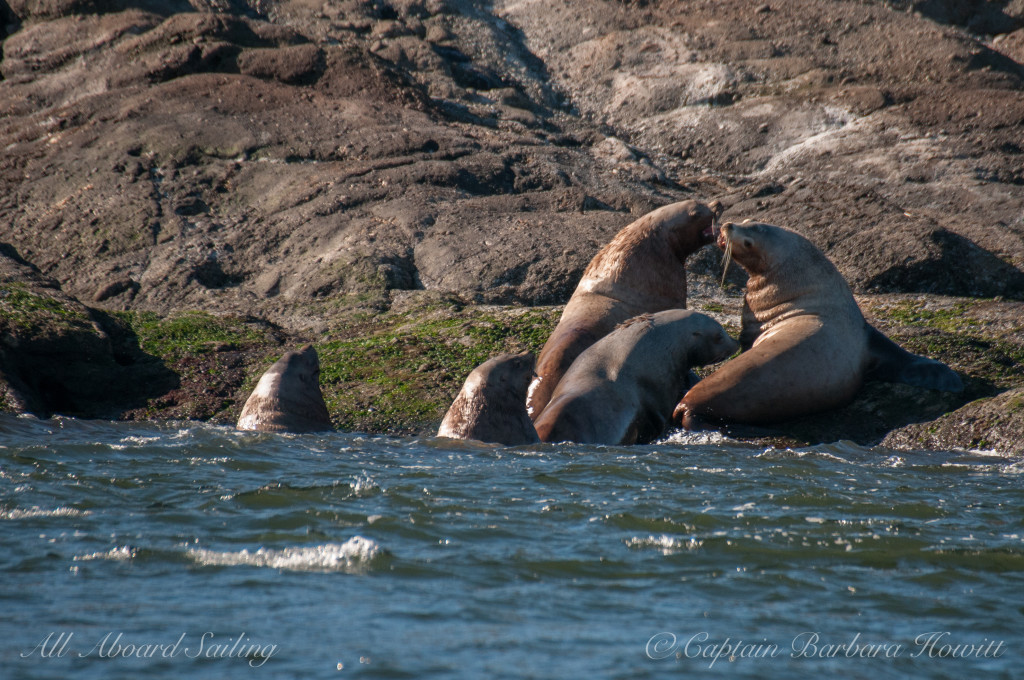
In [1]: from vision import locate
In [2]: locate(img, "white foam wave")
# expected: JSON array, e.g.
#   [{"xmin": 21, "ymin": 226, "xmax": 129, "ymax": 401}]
[
  {"xmin": 117, "ymin": 435, "xmax": 163, "ymax": 447},
  {"xmin": 74, "ymin": 546, "xmax": 136, "ymax": 561},
  {"xmin": 187, "ymin": 536, "xmax": 384, "ymax": 573},
  {"xmin": 658, "ymin": 429, "xmax": 728, "ymax": 446},
  {"xmin": 1, "ymin": 506, "xmax": 90, "ymax": 520},
  {"xmin": 964, "ymin": 448, "xmax": 1012, "ymax": 458},
  {"xmin": 755, "ymin": 448, "xmax": 852, "ymax": 464},
  {"xmin": 351, "ymin": 476, "xmax": 382, "ymax": 496},
  {"xmin": 624, "ymin": 534, "xmax": 703, "ymax": 554}
]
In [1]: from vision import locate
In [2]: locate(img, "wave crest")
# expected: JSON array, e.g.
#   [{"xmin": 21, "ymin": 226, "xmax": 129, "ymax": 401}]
[{"xmin": 187, "ymin": 536, "xmax": 385, "ymax": 573}]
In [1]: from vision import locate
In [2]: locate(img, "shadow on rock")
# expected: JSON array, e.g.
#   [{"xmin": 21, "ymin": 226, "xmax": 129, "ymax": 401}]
[
  {"xmin": 858, "ymin": 227, "xmax": 1024, "ymax": 300},
  {"xmin": 0, "ymin": 244, "xmax": 178, "ymax": 419},
  {"xmin": 711, "ymin": 379, "xmax": 972, "ymax": 449}
]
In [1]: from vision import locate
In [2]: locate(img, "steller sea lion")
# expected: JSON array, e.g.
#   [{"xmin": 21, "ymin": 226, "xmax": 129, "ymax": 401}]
[
  {"xmin": 237, "ymin": 345, "xmax": 333, "ymax": 433},
  {"xmin": 534, "ymin": 310, "xmax": 738, "ymax": 445},
  {"xmin": 437, "ymin": 352, "xmax": 540, "ymax": 446},
  {"xmin": 675, "ymin": 221, "xmax": 963, "ymax": 429},
  {"xmin": 527, "ymin": 199, "xmax": 722, "ymax": 419}
]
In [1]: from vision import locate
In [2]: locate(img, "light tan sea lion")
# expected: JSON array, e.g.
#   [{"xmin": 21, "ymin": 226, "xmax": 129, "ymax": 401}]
[
  {"xmin": 236, "ymin": 345, "xmax": 332, "ymax": 433},
  {"xmin": 527, "ymin": 199, "xmax": 722, "ymax": 419},
  {"xmin": 534, "ymin": 310, "xmax": 738, "ymax": 445},
  {"xmin": 437, "ymin": 352, "xmax": 540, "ymax": 446},
  {"xmin": 675, "ymin": 221, "xmax": 963, "ymax": 428}
]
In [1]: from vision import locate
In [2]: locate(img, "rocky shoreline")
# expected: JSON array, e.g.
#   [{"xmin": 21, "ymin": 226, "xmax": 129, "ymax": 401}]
[{"xmin": 1, "ymin": 0, "xmax": 1022, "ymax": 452}]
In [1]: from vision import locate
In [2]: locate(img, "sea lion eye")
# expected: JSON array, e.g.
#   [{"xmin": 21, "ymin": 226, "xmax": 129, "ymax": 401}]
[{"xmin": 743, "ymin": 238, "xmax": 754, "ymax": 248}]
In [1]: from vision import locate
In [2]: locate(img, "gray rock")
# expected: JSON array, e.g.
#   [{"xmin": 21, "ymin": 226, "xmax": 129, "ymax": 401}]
[
  {"xmin": 1, "ymin": 0, "xmax": 1022, "ymax": 440},
  {"xmin": 883, "ymin": 388, "xmax": 1024, "ymax": 454}
]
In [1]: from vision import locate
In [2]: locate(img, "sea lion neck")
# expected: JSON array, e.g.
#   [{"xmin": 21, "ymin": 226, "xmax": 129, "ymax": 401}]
[{"xmin": 744, "ymin": 273, "xmax": 785, "ymax": 315}]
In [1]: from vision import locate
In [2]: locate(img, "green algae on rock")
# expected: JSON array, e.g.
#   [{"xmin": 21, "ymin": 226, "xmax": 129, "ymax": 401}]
[{"xmin": 316, "ymin": 303, "xmax": 559, "ymax": 434}]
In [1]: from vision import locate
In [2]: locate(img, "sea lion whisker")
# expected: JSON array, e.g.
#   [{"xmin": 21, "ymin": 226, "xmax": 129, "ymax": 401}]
[{"xmin": 720, "ymin": 237, "xmax": 733, "ymax": 286}]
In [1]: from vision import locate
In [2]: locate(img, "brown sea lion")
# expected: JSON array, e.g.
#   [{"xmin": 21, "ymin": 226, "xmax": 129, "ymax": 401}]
[
  {"xmin": 534, "ymin": 310, "xmax": 738, "ymax": 445},
  {"xmin": 675, "ymin": 221, "xmax": 963, "ymax": 428},
  {"xmin": 527, "ymin": 199, "xmax": 722, "ymax": 419},
  {"xmin": 236, "ymin": 345, "xmax": 332, "ymax": 433},
  {"xmin": 437, "ymin": 352, "xmax": 540, "ymax": 446}
]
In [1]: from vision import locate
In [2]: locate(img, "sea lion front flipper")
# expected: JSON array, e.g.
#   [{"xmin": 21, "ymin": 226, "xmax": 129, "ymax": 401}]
[{"xmin": 864, "ymin": 325, "xmax": 964, "ymax": 393}]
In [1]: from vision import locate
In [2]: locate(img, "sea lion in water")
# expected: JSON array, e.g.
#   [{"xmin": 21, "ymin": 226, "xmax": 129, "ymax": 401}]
[
  {"xmin": 237, "ymin": 345, "xmax": 332, "ymax": 433},
  {"xmin": 438, "ymin": 352, "xmax": 540, "ymax": 446},
  {"xmin": 527, "ymin": 199, "xmax": 722, "ymax": 419},
  {"xmin": 534, "ymin": 310, "xmax": 738, "ymax": 445},
  {"xmin": 675, "ymin": 221, "xmax": 963, "ymax": 428}
]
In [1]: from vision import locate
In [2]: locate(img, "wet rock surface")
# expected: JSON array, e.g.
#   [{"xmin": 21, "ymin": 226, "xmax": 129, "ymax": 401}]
[{"xmin": 0, "ymin": 0, "xmax": 1022, "ymax": 450}]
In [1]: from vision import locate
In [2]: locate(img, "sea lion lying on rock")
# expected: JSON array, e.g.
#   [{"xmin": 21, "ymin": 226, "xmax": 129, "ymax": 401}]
[
  {"xmin": 534, "ymin": 310, "xmax": 738, "ymax": 445},
  {"xmin": 675, "ymin": 221, "xmax": 963, "ymax": 429},
  {"xmin": 437, "ymin": 352, "xmax": 540, "ymax": 446},
  {"xmin": 527, "ymin": 199, "xmax": 722, "ymax": 418},
  {"xmin": 237, "ymin": 345, "xmax": 332, "ymax": 433}
]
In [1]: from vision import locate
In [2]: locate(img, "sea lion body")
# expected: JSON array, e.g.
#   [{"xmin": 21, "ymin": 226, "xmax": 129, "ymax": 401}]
[
  {"xmin": 237, "ymin": 345, "xmax": 332, "ymax": 433},
  {"xmin": 534, "ymin": 310, "xmax": 738, "ymax": 445},
  {"xmin": 677, "ymin": 221, "xmax": 962, "ymax": 427},
  {"xmin": 438, "ymin": 352, "xmax": 540, "ymax": 446},
  {"xmin": 527, "ymin": 199, "xmax": 721, "ymax": 418}
]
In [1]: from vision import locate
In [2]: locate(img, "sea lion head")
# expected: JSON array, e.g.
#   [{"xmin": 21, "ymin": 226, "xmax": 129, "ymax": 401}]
[
  {"xmin": 439, "ymin": 351, "xmax": 539, "ymax": 445},
  {"xmin": 661, "ymin": 199, "xmax": 723, "ymax": 256},
  {"xmin": 700, "ymin": 199, "xmax": 725, "ymax": 245},
  {"xmin": 274, "ymin": 344, "xmax": 322, "ymax": 390},
  {"xmin": 684, "ymin": 311, "xmax": 741, "ymax": 366},
  {"xmin": 718, "ymin": 220, "xmax": 855, "ymax": 320},
  {"xmin": 237, "ymin": 344, "xmax": 332, "ymax": 433},
  {"xmin": 470, "ymin": 351, "xmax": 537, "ymax": 397},
  {"xmin": 718, "ymin": 220, "xmax": 807, "ymax": 276}
]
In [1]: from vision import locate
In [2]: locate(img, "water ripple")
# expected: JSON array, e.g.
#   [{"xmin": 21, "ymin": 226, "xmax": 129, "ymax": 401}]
[{"xmin": 2, "ymin": 414, "xmax": 1021, "ymax": 679}]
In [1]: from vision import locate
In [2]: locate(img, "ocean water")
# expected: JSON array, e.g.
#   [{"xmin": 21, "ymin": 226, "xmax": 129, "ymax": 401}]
[{"xmin": 2, "ymin": 414, "xmax": 1021, "ymax": 680}]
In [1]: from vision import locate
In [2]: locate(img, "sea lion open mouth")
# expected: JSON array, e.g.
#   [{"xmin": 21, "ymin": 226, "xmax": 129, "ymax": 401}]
[
  {"xmin": 716, "ymin": 223, "xmax": 731, "ymax": 250},
  {"xmin": 702, "ymin": 202, "xmax": 724, "ymax": 244}
]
